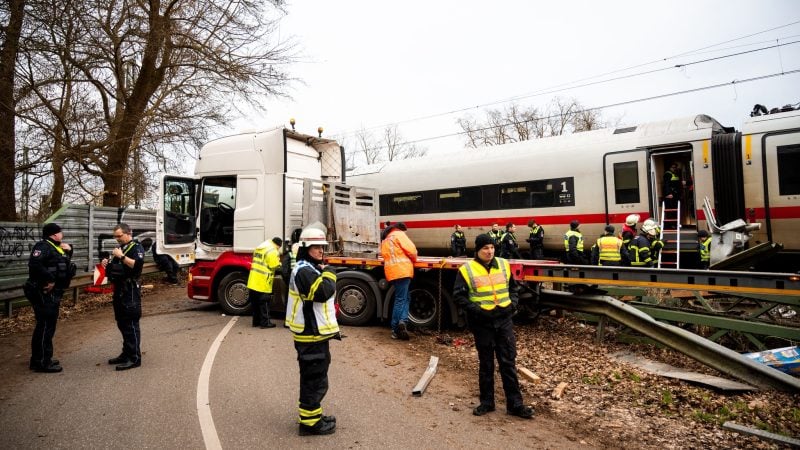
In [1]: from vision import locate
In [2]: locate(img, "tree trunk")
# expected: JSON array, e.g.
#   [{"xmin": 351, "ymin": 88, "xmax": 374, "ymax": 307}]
[{"xmin": 0, "ymin": 0, "xmax": 26, "ymax": 221}]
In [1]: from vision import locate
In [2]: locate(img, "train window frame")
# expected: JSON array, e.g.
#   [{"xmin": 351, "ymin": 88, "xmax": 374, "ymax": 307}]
[
  {"xmin": 387, "ymin": 192, "xmax": 424, "ymax": 215},
  {"xmin": 776, "ymin": 144, "xmax": 800, "ymax": 195},
  {"xmin": 613, "ymin": 161, "xmax": 640, "ymax": 204},
  {"xmin": 437, "ymin": 187, "xmax": 482, "ymax": 212}
]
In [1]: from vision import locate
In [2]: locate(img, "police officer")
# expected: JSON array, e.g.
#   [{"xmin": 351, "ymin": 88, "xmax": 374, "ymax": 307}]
[
  {"xmin": 663, "ymin": 163, "xmax": 683, "ymax": 229},
  {"xmin": 285, "ymin": 226, "xmax": 340, "ymax": 436},
  {"xmin": 591, "ymin": 225, "xmax": 624, "ymax": 266},
  {"xmin": 247, "ymin": 237, "xmax": 282, "ymax": 328},
  {"xmin": 454, "ymin": 234, "xmax": 534, "ymax": 419},
  {"xmin": 102, "ymin": 223, "xmax": 145, "ymax": 371},
  {"xmin": 487, "ymin": 223, "xmax": 503, "ymax": 247},
  {"xmin": 499, "ymin": 223, "xmax": 521, "ymax": 259},
  {"xmin": 526, "ymin": 218, "xmax": 544, "ymax": 260},
  {"xmin": 698, "ymin": 230, "xmax": 711, "ymax": 269},
  {"xmin": 25, "ymin": 222, "xmax": 75, "ymax": 373},
  {"xmin": 450, "ymin": 224, "xmax": 466, "ymax": 257},
  {"xmin": 564, "ymin": 220, "xmax": 586, "ymax": 264}
]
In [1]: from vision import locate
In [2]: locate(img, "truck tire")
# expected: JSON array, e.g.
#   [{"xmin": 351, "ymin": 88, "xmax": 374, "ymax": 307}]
[
  {"xmin": 336, "ymin": 278, "xmax": 376, "ymax": 326},
  {"xmin": 407, "ymin": 281, "xmax": 450, "ymax": 330},
  {"xmin": 217, "ymin": 271, "xmax": 251, "ymax": 315}
]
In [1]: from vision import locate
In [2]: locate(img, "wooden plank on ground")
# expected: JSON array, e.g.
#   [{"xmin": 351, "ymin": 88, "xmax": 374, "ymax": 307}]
[{"xmin": 518, "ymin": 367, "xmax": 540, "ymax": 383}]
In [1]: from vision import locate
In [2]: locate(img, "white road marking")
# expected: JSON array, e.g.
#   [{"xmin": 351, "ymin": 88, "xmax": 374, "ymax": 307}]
[{"xmin": 197, "ymin": 316, "xmax": 238, "ymax": 450}]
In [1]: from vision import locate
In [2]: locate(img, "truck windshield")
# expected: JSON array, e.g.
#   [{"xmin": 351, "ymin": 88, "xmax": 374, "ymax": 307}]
[{"xmin": 199, "ymin": 177, "xmax": 237, "ymax": 246}]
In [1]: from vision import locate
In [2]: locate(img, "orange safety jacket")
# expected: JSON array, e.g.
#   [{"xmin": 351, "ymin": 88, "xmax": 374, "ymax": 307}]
[{"xmin": 380, "ymin": 229, "xmax": 418, "ymax": 281}]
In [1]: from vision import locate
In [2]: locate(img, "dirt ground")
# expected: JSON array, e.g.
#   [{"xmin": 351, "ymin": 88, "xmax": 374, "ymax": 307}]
[{"xmin": 1, "ymin": 280, "xmax": 798, "ymax": 449}]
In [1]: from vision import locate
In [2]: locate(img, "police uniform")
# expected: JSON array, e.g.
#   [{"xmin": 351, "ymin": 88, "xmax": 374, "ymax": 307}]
[
  {"xmin": 247, "ymin": 239, "xmax": 281, "ymax": 328},
  {"xmin": 450, "ymin": 230, "xmax": 466, "ymax": 257},
  {"xmin": 488, "ymin": 229, "xmax": 503, "ymax": 247},
  {"xmin": 499, "ymin": 230, "xmax": 521, "ymax": 259},
  {"xmin": 592, "ymin": 234, "xmax": 623, "ymax": 266},
  {"xmin": 564, "ymin": 227, "xmax": 585, "ymax": 264},
  {"xmin": 25, "ymin": 223, "xmax": 75, "ymax": 372},
  {"xmin": 286, "ymin": 245, "xmax": 340, "ymax": 435},
  {"xmin": 527, "ymin": 224, "xmax": 544, "ymax": 260},
  {"xmin": 108, "ymin": 238, "xmax": 145, "ymax": 368},
  {"xmin": 453, "ymin": 234, "xmax": 533, "ymax": 419}
]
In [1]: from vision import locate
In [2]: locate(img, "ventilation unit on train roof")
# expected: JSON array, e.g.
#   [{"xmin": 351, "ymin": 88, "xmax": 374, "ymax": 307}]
[{"xmin": 613, "ymin": 126, "xmax": 637, "ymax": 134}]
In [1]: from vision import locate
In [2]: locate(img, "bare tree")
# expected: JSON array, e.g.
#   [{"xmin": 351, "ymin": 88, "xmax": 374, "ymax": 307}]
[
  {"xmin": 0, "ymin": 0, "xmax": 26, "ymax": 220},
  {"xmin": 354, "ymin": 126, "xmax": 382, "ymax": 166},
  {"xmin": 348, "ymin": 125, "xmax": 427, "ymax": 169},
  {"xmin": 383, "ymin": 125, "xmax": 426, "ymax": 161},
  {"xmin": 457, "ymin": 98, "xmax": 607, "ymax": 148}
]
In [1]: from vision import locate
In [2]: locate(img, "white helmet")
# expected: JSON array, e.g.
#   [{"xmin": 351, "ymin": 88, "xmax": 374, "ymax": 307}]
[
  {"xmin": 299, "ymin": 223, "xmax": 329, "ymax": 247},
  {"xmin": 625, "ymin": 214, "xmax": 640, "ymax": 227},
  {"xmin": 641, "ymin": 219, "xmax": 658, "ymax": 236}
]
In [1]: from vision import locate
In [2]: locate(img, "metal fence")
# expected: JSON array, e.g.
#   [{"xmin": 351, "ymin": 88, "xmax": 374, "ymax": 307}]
[{"xmin": 0, "ymin": 205, "xmax": 158, "ymax": 289}]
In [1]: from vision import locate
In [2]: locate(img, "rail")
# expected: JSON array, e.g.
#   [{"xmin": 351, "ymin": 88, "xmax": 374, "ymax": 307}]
[{"xmin": 1, "ymin": 262, "xmax": 161, "ymax": 316}]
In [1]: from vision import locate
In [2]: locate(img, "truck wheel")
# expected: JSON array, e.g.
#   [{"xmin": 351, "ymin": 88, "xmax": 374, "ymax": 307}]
[
  {"xmin": 408, "ymin": 282, "xmax": 449, "ymax": 330},
  {"xmin": 217, "ymin": 272, "xmax": 251, "ymax": 315},
  {"xmin": 336, "ymin": 279, "xmax": 376, "ymax": 326}
]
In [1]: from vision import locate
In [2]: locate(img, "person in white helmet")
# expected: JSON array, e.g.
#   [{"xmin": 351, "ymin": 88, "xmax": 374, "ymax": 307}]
[{"xmin": 285, "ymin": 226, "xmax": 340, "ymax": 436}]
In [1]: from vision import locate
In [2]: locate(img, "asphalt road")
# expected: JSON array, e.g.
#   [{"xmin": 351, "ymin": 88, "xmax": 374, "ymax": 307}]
[{"xmin": 0, "ymin": 296, "xmax": 590, "ymax": 449}]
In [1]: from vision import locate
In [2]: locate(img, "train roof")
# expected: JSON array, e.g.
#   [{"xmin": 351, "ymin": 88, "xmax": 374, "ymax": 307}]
[{"xmin": 349, "ymin": 114, "xmax": 724, "ymax": 191}]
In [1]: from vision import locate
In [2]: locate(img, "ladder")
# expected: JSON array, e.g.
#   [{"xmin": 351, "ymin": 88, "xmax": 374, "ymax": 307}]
[{"xmin": 658, "ymin": 200, "xmax": 681, "ymax": 269}]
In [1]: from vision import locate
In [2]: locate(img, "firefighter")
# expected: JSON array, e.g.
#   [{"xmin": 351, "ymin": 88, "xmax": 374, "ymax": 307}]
[
  {"xmin": 564, "ymin": 220, "xmax": 586, "ymax": 264},
  {"xmin": 453, "ymin": 233, "xmax": 534, "ymax": 419},
  {"xmin": 247, "ymin": 237, "xmax": 282, "ymax": 328},
  {"xmin": 698, "ymin": 229, "xmax": 711, "ymax": 269},
  {"xmin": 488, "ymin": 223, "xmax": 503, "ymax": 247},
  {"xmin": 620, "ymin": 214, "xmax": 639, "ymax": 267},
  {"xmin": 591, "ymin": 225, "xmax": 623, "ymax": 266},
  {"xmin": 285, "ymin": 226, "xmax": 340, "ymax": 436},
  {"xmin": 102, "ymin": 222, "xmax": 145, "ymax": 370},
  {"xmin": 499, "ymin": 223, "xmax": 521, "ymax": 259},
  {"xmin": 629, "ymin": 222, "xmax": 657, "ymax": 267},
  {"xmin": 380, "ymin": 222, "xmax": 418, "ymax": 340},
  {"xmin": 663, "ymin": 163, "xmax": 683, "ymax": 229},
  {"xmin": 526, "ymin": 218, "xmax": 544, "ymax": 260},
  {"xmin": 650, "ymin": 224, "xmax": 664, "ymax": 264},
  {"xmin": 450, "ymin": 224, "xmax": 466, "ymax": 257},
  {"xmin": 25, "ymin": 222, "xmax": 75, "ymax": 373}
]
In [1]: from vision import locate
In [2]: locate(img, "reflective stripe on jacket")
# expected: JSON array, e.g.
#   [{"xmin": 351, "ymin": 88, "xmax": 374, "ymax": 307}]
[
  {"xmin": 596, "ymin": 236, "xmax": 622, "ymax": 262},
  {"xmin": 564, "ymin": 230, "xmax": 584, "ymax": 252},
  {"xmin": 457, "ymin": 258, "xmax": 512, "ymax": 310},
  {"xmin": 700, "ymin": 238, "xmax": 711, "ymax": 262},
  {"xmin": 380, "ymin": 229, "xmax": 417, "ymax": 281},
  {"xmin": 285, "ymin": 260, "xmax": 339, "ymax": 342},
  {"xmin": 247, "ymin": 241, "xmax": 281, "ymax": 293},
  {"xmin": 629, "ymin": 235, "xmax": 653, "ymax": 267}
]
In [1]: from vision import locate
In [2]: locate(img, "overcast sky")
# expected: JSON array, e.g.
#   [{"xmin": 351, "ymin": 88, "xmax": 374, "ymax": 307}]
[{"xmin": 232, "ymin": 0, "xmax": 800, "ymax": 158}]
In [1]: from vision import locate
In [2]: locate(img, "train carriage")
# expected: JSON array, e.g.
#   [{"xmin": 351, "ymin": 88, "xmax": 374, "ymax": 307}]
[{"xmin": 349, "ymin": 107, "xmax": 800, "ymax": 268}]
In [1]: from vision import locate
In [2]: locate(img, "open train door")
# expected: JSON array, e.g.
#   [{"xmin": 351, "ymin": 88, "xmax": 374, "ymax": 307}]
[{"xmin": 603, "ymin": 150, "xmax": 649, "ymax": 225}]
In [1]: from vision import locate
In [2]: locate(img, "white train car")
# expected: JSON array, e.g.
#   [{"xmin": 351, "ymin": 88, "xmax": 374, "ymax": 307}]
[{"xmin": 349, "ymin": 108, "xmax": 800, "ymax": 268}]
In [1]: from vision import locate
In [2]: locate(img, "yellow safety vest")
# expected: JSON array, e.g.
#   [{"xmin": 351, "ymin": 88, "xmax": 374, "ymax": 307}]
[
  {"xmin": 667, "ymin": 170, "xmax": 680, "ymax": 181},
  {"xmin": 700, "ymin": 238, "xmax": 711, "ymax": 262},
  {"xmin": 285, "ymin": 260, "xmax": 339, "ymax": 342},
  {"xmin": 596, "ymin": 236, "xmax": 622, "ymax": 262},
  {"xmin": 247, "ymin": 241, "xmax": 281, "ymax": 293},
  {"xmin": 564, "ymin": 230, "xmax": 584, "ymax": 252},
  {"xmin": 458, "ymin": 258, "xmax": 512, "ymax": 310}
]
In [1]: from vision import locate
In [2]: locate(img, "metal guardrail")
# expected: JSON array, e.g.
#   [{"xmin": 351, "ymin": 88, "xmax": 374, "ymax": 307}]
[{"xmin": 1, "ymin": 262, "xmax": 160, "ymax": 316}]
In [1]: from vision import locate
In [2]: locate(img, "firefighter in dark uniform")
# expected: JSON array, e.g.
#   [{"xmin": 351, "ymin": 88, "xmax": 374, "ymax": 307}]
[
  {"xmin": 629, "ymin": 223, "xmax": 656, "ymax": 267},
  {"xmin": 564, "ymin": 220, "xmax": 586, "ymax": 264},
  {"xmin": 285, "ymin": 226, "xmax": 340, "ymax": 436},
  {"xmin": 698, "ymin": 230, "xmax": 711, "ymax": 269},
  {"xmin": 450, "ymin": 224, "xmax": 466, "ymax": 257},
  {"xmin": 499, "ymin": 223, "xmax": 521, "ymax": 259},
  {"xmin": 102, "ymin": 222, "xmax": 145, "ymax": 370},
  {"xmin": 25, "ymin": 222, "xmax": 75, "ymax": 372},
  {"xmin": 526, "ymin": 218, "xmax": 544, "ymax": 260},
  {"xmin": 454, "ymin": 234, "xmax": 534, "ymax": 419}
]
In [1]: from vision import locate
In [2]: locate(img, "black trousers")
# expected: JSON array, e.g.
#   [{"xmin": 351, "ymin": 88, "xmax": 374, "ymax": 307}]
[
  {"xmin": 469, "ymin": 314, "xmax": 523, "ymax": 411},
  {"xmin": 530, "ymin": 247, "xmax": 544, "ymax": 260},
  {"xmin": 249, "ymin": 289, "xmax": 272, "ymax": 327},
  {"xmin": 295, "ymin": 340, "xmax": 331, "ymax": 425},
  {"xmin": 113, "ymin": 281, "xmax": 142, "ymax": 363},
  {"xmin": 30, "ymin": 290, "xmax": 62, "ymax": 367}
]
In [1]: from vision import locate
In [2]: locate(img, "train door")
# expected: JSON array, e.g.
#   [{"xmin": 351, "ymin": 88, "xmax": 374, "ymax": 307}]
[
  {"xmin": 603, "ymin": 150, "xmax": 649, "ymax": 225},
  {"xmin": 649, "ymin": 148, "xmax": 695, "ymax": 228}
]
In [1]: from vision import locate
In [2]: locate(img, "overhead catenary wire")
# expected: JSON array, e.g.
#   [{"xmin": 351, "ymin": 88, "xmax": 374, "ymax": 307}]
[{"xmin": 332, "ymin": 20, "xmax": 800, "ymax": 139}]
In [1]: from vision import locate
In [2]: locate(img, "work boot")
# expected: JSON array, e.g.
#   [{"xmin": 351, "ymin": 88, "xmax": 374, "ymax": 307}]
[
  {"xmin": 260, "ymin": 322, "xmax": 276, "ymax": 329},
  {"xmin": 115, "ymin": 360, "xmax": 141, "ymax": 371},
  {"xmin": 397, "ymin": 322, "xmax": 410, "ymax": 340},
  {"xmin": 298, "ymin": 419, "xmax": 336, "ymax": 436},
  {"xmin": 322, "ymin": 415, "xmax": 336, "ymax": 424},
  {"xmin": 108, "ymin": 355, "xmax": 128, "ymax": 365},
  {"xmin": 33, "ymin": 363, "xmax": 63, "ymax": 373},
  {"xmin": 507, "ymin": 405, "xmax": 535, "ymax": 419},
  {"xmin": 30, "ymin": 359, "xmax": 59, "ymax": 369},
  {"xmin": 472, "ymin": 404, "xmax": 495, "ymax": 416}
]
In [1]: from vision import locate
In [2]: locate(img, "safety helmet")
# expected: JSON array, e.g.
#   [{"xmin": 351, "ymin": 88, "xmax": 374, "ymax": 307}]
[
  {"xmin": 299, "ymin": 224, "xmax": 329, "ymax": 247},
  {"xmin": 641, "ymin": 219, "xmax": 658, "ymax": 236},
  {"xmin": 625, "ymin": 214, "xmax": 640, "ymax": 227}
]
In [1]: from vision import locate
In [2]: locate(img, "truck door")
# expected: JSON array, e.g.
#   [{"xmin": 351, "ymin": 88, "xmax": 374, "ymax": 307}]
[
  {"xmin": 157, "ymin": 174, "xmax": 199, "ymax": 264},
  {"xmin": 603, "ymin": 150, "xmax": 649, "ymax": 224}
]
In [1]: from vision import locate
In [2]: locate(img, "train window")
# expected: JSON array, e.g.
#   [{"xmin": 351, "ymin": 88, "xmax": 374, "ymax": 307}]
[
  {"xmin": 438, "ymin": 187, "xmax": 482, "ymax": 212},
  {"xmin": 613, "ymin": 161, "xmax": 640, "ymax": 203},
  {"xmin": 500, "ymin": 184, "xmax": 530, "ymax": 209},
  {"xmin": 777, "ymin": 145, "xmax": 800, "ymax": 195},
  {"xmin": 387, "ymin": 193, "xmax": 424, "ymax": 215}
]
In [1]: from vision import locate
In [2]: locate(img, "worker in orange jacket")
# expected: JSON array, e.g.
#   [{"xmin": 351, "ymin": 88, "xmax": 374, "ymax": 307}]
[{"xmin": 380, "ymin": 222, "xmax": 418, "ymax": 340}]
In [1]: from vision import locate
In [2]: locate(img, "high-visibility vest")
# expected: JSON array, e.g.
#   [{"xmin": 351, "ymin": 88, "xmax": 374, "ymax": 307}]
[
  {"xmin": 458, "ymin": 258, "xmax": 512, "ymax": 310},
  {"xmin": 285, "ymin": 260, "xmax": 339, "ymax": 342},
  {"xmin": 488, "ymin": 230, "xmax": 503, "ymax": 244},
  {"xmin": 596, "ymin": 235, "xmax": 622, "ymax": 262},
  {"xmin": 564, "ymin": 230, "xmax": 584, "ymax": 252},
  {"xmin": 666, "ymin": 170, "xmax": 679, "ymax": 181},
  {"xmin": 247, "ymin": 241, "xmax": 281, "ymax": 293},
  {"xmin": 700, "ymin": 238, "xmax": 711, "ymax": 262}
]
